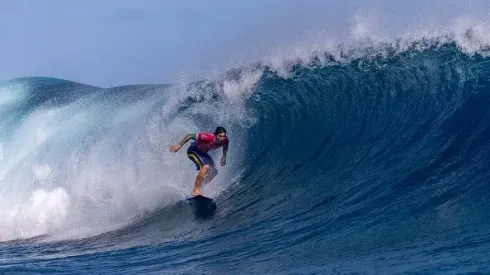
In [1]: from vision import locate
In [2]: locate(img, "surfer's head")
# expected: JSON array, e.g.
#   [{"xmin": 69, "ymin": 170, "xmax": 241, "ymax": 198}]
[{"xmin": 214, "ymin": 126, "xmax": 227, "ymax": 142}]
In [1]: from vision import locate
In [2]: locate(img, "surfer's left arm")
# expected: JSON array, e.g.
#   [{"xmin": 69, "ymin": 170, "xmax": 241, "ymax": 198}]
[
  {"xmin": 169, "ymin": 134, "xmax": 196, "ymax": 152},
  {"xmin": 220, "ymin": 142, "xmax": 228, "ymax": 166}
]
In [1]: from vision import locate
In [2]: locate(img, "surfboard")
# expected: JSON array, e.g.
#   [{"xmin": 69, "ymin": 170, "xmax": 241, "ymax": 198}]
[
  {"xmin": 185, "ymin": 194, "xmax": 216, "ymax": 217},
  {"xmin": 185, "ymin": 194, "xmax": 214, "ymax": 202}
]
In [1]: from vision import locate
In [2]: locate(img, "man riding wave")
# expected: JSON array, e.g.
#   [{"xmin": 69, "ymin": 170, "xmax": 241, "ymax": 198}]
[{"xmin": 169, "ymin": 126, "xmax": 228, "ymax": 196}]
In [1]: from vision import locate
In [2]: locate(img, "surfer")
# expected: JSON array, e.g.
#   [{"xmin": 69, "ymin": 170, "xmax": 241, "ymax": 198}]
[{"xmin": 169, "ymin": 126, "xmax": 229, "ymax": 196}]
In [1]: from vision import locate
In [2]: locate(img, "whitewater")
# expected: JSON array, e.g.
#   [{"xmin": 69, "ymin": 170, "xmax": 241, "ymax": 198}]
[{"xmin": 1, "ymin": 20, "xmax": 490, "ymax": 274}]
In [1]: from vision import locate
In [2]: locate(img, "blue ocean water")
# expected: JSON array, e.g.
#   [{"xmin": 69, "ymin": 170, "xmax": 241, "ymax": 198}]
[{"xmin": 1, "ymin": 40, "xmax": 490, "ymax": 274}]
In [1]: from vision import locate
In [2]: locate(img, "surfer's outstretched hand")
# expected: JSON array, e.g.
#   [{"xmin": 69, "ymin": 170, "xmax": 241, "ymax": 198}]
[{"xmin": 169, "ymin": 144, "xmax": 181, "ymax": 152}]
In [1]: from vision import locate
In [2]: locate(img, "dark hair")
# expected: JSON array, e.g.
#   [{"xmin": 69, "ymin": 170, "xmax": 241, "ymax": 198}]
[{"xmin": 214, "ymin": 126, "xmax": 227, "ymax": 135}]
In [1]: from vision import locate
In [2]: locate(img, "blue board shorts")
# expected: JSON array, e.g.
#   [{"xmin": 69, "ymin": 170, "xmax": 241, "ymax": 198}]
[{"xmin": 187, "ymin": 143, "xmax": 217, "ymax": 174}]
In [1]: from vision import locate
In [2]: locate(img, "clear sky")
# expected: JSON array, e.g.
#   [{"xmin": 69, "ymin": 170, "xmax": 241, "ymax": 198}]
[{"xmin": 0, "ymin": 0, "xmax": 488, "ymax": 87}]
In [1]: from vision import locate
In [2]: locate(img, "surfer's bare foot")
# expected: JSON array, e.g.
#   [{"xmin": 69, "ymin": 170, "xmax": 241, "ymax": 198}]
[{"xmin": 192, "ymin": 188, "xmax": 202, "ymax": 196}]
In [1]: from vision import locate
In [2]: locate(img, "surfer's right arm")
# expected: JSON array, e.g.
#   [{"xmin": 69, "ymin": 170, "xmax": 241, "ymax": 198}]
[{"xmin": 169, "ymin": 134, "xmax": 196, "ymax": 152}]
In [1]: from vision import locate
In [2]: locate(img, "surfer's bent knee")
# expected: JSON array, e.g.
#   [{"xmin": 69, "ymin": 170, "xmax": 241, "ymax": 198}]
[{"xmin": 197, "ymin": 165, "xmax": 209, "ymax": 179}]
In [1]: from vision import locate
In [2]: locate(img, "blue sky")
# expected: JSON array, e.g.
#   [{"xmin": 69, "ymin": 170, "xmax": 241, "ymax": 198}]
[{"xmin": 0, "ymin": 0, "xmax": 488, "ymax": 87}]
